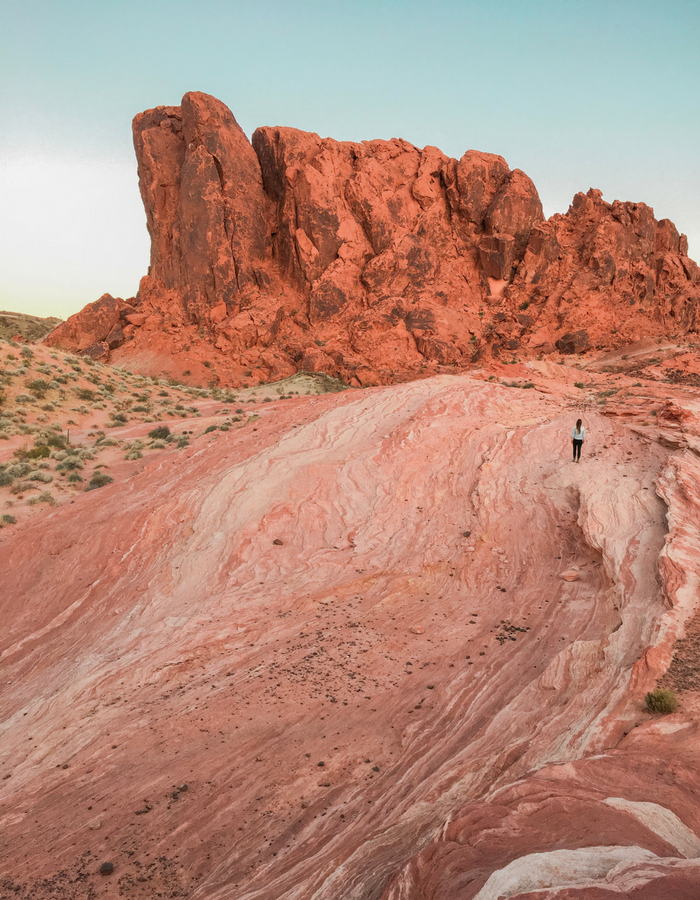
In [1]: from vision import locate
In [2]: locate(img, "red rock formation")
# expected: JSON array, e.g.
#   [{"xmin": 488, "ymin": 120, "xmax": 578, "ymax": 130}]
[{"xmin": 45, "ymin": 92, "xmax": 700, "ymax": 387}]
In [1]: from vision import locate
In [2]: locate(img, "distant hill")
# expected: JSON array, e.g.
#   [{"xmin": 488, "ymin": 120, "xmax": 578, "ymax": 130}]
[{"xmin": 0, "ymin": 310, "xmax": 63, "ymax": 343}]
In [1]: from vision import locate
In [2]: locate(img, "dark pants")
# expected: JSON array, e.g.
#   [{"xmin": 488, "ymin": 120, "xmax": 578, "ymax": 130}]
[{"xmin": 573, "ymin": 439, "xmax": 583, "ymax": 460}]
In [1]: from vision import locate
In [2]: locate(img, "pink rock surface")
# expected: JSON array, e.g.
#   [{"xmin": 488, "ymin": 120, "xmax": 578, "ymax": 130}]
[{"xmin": 1, "ymin": 376, "xmax": 699, "ymax": 898}]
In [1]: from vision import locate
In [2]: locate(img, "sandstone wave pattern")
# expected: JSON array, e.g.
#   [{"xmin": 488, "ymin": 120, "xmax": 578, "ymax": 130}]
[
  {"xmin": 2, "ymin": 376, "xmax": 699, "ymax": 898},
  {"xmin": 46, "ymin": 92, "xmax": 700, "ymax": 387}
]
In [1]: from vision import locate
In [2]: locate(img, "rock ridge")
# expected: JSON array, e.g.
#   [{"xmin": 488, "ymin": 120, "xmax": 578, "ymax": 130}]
[{"xmin": 46, "ymin": 91, "xmax": 700, "ymax": 387}]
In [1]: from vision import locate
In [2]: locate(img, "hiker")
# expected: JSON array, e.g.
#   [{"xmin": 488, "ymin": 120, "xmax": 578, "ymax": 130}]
[{"xmin": 572, "ymin": 418, "xmax": 585, "ymax": 462}]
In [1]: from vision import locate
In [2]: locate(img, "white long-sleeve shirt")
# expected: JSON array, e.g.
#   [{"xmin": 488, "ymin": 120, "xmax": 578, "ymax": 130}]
[{"xmin": 572, "ymin": 426, "xmax": 585, "ymax": 440}]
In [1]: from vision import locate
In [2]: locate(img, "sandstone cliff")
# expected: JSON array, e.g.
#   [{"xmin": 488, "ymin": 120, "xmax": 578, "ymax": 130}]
[{"xmin": 46, "ymin": 92, "xmax": 700, "ymax": 387}]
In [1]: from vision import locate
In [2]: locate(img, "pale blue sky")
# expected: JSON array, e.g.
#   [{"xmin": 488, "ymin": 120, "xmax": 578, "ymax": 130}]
[{"xmin": 1, "ymin": 0, "xmax": 698, "ymax": 318}]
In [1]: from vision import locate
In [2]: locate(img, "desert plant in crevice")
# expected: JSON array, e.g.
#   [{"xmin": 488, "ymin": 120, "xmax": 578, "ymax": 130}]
[{"xmin": 645, "ymin": 689, "xmax": 678, "ymax": 714}]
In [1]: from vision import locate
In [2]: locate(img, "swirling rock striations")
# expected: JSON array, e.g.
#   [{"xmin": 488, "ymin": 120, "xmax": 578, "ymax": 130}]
[
  {"xmin": 1, "ymin": 377, "xmax": 700, "ymax": 898},
  {"xmin": 45, "ymin": 92, "xmax": 700, "ymax": 385}
]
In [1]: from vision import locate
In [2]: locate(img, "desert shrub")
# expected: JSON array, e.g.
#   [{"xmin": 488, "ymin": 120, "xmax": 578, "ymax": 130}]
[
  {"xmin": 24, "ymin": 445, "xmax": 51, "ymax": 460},
  {"xmin": 28, "ymin": 491, "xmax": 56, "ymax": 506},
  {"xmin": 74, "ymin": 387, "xmax": 96, "ymax": 402},
  {"xmin": 27, "ymin": 471, "xmax": 52, "ymax": 483},
  {"xmin": 15, "ymin": 393, "xmax": 35, "ymax": 404},
  {"xmin": 44, "ymin": 432, "xmax": 68, "ymax": 450},
  {"xmin": 86, "ymin": 471, "xmax": 113, "ymax": 491},
  {"xmin": 20, "ymin": 347, "xmax": 34, "ymax": 359},
  {"xmin": 1, "ymin": 514, "xmax": 16, "ymax": 524},
  {"xmin": 148, "ymin": 425, "xmax": 171, "ymax": 440},
  {"xmin": 124, "ymin": 449, "xmax": 143, "ymax": 460},
  {"xmin": 6, "ymin": 462, "xmax": 31, "ymax": 478},
  {"xmin": 204, "ymin": 425, "xmax": 218, "ymax": 434},
  {"xmin": 150, "ymin": 439, "xmax": 167, "ymax": 449},
  {"xmin": 67, "ymin": 472, "xmax": 84, "ymax": 483},
  {"xmin": 26, "ymin": 379, "xmax": 50, "ymax": 398},
  {"xmin": 109, "ymin": 412, "xmax": 128, "ymax": 426},
  {"xmin": 176, "ymin": 436, "xmax": 189, "ymax": 449},
  {"xmin": 0, "ymin": 471, "xmax": 13, "ymax": 486},
  {"xmin": 94, "ymin": 437, "xmax": 117, "ymax": 447},
  {"xmin": 55, "ymin": 456, "xmax": 83, "ymax": 471},
  {"xmin": 574, "ymin": 382, "xmax": 586, "ymax": 389},
  {"xmin": 645, "ymin": 689, "xmax": 678, "ymax": 714}
]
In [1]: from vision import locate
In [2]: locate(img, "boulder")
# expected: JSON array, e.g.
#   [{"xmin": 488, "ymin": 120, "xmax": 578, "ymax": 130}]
[
  {"xmin": 45, "ymin": 294, "xmax": 130, "ymax": 353},
  {"xmin": 555, "ymin": 331, "xmax": 591, "ymax": 354}
]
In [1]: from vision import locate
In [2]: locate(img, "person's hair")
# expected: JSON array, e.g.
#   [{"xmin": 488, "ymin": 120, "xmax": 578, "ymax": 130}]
[{"xmin": 576, "ymin": 418, "xmax": 582, "ymax": 429}]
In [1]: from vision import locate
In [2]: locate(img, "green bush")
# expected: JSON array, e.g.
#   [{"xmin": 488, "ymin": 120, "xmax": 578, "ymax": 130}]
[
  {"xmin": 148, "ymin": 425, "xmax": 170, "ymax": 440},
  {"xmin": 56, "ymin": 456, "xmax": 83, "ymax": 471},
  {"xmin": 0, "ymin": 471, "xmax": 13, "ymax": 486},
  {"xmin": 1, "ymin": 514, "xmax": 16, "ymax": 524},
  {"xmin": 574, "ymin": 382, "xmax": 586, "ymax": 389},
  {"xmin": 86, "ymin": 471, "xmax": 113, "ymax": 491},
  {"xmin": 645, "ymin": 689, "xmax": 678, "ymax": 714},
  {"xmin": 24, "ymin": 445, "xmax": 51, "ymax": 459},
  {"xmin": 26, "ymin": 379, "xmax": 50, "ymax": 398},
  {"xmin": 45, "ymin": 433, "xmax": 68, "ymax": 449},
  {"xmin": 75, "ymin": 388, "xmax": 96, "ymax": 401},
  {"xmin": 67, "ymin": 472, "xmax": 84, "ymax": 483},
  {"xmin": 204, "ymin": 425, "xmax": 218, "ymax": 434}
]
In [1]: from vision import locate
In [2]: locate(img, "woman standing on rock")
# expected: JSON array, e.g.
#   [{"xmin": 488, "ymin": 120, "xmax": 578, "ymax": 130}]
[{"xmin": 572, "ymin": 418, "xmax": 585, "ymax": 462}]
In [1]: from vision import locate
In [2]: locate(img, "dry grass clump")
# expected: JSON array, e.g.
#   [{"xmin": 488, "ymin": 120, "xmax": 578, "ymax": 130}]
[{"xmin": 645, "ymin": 689, "xmax": 678, "ymax": 714}]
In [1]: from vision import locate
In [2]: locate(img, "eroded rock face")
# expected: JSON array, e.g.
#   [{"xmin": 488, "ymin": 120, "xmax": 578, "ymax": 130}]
[{"xmin": 45, "ymin": 93, "xmax": 700, "ymax": 385}]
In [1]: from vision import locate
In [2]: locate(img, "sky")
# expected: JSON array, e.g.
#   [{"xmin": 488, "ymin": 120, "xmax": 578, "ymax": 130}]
[{"xmin": 1, "ymin": 0, "xmax": 699, "ymax": 319}]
